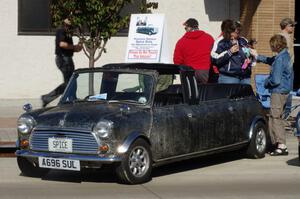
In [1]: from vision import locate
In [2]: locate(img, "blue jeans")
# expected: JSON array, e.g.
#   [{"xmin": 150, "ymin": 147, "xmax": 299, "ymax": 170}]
[
  {"xmin": 218, "ymin": 74, "xmax": 251, "ymax": 85},
  {"xmin": 42, "ymin": 55, "xmax": 75, "ymax": 105}
]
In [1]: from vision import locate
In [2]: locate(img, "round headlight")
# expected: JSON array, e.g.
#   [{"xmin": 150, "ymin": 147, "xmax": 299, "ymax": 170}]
[
  {"xmin": 93, "ymin": 120, "xmax": 113, "ymax": 138},
  {"xmin": 17, "ymin": 116, "xmax": 36, "ymax": 134}
]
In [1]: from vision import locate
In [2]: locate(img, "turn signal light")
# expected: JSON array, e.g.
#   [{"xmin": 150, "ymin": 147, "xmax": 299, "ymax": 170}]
[
  {"xmin": 20, "ymin": 139, "xmax": 29, "ymax": 148},
  {"xmin": 99, "ymin": 144, "xmax": 109, "ymax": 153}
]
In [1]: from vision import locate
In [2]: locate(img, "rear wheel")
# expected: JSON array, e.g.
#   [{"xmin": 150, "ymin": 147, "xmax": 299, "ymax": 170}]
[
  {"xmin": 247, "ymin": 121, "xmax": 267, "ymax": 159},
  {"xmin": 17, "ymin": 157, "xmax": 49, "ymax": 177},
  {"xmin": 115, "ymin": 138, "xmax": 152, "ymax": 184}
]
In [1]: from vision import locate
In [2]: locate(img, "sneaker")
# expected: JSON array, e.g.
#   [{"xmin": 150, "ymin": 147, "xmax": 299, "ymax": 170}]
[{"xmin": 270, "ymin": 147, "xmax": 289, "ymax": 156}]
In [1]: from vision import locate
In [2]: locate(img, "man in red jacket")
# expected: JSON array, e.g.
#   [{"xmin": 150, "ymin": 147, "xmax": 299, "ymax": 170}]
[{"xmin": 173, "ymin": 18, "xmax": 214, "ymax": 83}]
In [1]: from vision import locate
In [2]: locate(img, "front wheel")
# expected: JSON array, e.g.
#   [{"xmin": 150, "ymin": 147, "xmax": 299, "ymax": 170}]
[
  {"xmin": 115, "ymin": 138, "xmax": 152, "ymax": 184},
  {"xmin": 247, "ymin": 121, "xmax": 267, "ymax": 159},
  {"xmin": 17, "ymin": 157, "xmax": 49, "ymax": 177}
]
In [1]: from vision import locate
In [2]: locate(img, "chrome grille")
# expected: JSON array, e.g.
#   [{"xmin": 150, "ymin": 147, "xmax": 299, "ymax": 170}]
[{"xmin": 29, "ymin": 130, "xmax": 99, "ymax": 154}]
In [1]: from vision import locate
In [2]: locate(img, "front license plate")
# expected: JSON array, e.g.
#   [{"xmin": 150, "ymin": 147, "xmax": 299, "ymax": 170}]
[
  {"xmin": 48, "ymin": 137, "xmax": 72, "ymax": 153},
  {"xmin": 38, "ymin": 157, "xmax": 80, "ymax": 171}
]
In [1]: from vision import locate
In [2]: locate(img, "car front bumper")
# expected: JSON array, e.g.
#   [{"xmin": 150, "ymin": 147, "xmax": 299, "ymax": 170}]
[{"xmin": 16, "ymin": 149, "xmax": 122, "ymax": 163}]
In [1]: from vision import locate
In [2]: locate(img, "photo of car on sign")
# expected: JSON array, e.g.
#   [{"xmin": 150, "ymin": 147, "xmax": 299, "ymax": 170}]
[
  {"xmin": 136, "ymin": 26, "xmax": 158, "ymax": 35},
  {"xmin": 16, "ymin": 63, "xmax": 268, "ymax": 184}
]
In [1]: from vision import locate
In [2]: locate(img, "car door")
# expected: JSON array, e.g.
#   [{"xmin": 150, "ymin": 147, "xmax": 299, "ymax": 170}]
[
  {"xmin": 150, "ymin": 104, "xmax": 193, "ymax": 160},
  {"xmin": 187, "ymin": 83, "xmax": 249, "ymax": 152},
  {"xmin": 230, "ymin": 97, "xmax": 261, "ymax": 143},
  {"xmin": 149, "ymin": 70, "xmax": 195, "ymax": 160},
  {"xmin": 188, "ymin": 99, "xmax": 238, "ymax": 151}
]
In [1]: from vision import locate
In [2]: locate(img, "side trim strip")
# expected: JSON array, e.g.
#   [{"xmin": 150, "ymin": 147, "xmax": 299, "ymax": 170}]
[{"xmin": 153, "ymin": 141, "xmax": 249, "ymax": 165}]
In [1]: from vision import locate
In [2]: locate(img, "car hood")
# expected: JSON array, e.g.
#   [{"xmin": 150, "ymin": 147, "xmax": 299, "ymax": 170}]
[{"xmin": 35, "ymin": 102, "xmax": 136, "ymax": 131}]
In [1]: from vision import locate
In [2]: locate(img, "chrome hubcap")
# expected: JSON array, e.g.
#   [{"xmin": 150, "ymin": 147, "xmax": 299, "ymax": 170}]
[
  {"xmin": 256, "ymin": 129, "xmax": 266, "ymax": 153},
  {"xmin": 128, "ymin": 146, "xmax": 149, "ymax": 177}
]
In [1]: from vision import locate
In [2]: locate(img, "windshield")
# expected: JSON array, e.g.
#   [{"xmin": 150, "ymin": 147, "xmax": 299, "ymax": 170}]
[{"xmin": 61, "ymin": 71, "xmax": 154, "ymax": 105}]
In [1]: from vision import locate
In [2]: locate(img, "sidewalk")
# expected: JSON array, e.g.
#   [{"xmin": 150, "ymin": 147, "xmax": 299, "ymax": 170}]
[{"xmin": 0, "ymin": 99, "xmax": 41, "ymax": 148}]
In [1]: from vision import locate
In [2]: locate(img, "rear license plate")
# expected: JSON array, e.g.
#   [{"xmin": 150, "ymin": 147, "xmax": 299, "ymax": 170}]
[
  {"xmin": 48, "ymin": 137, "xmax": 72, "ymax": 153},
  {"xmin": 38, "ymin": 157, "xmax": 80, "ymax": 171}
]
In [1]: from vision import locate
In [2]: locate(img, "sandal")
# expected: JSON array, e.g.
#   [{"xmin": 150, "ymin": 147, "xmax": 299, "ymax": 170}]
[{"xmin": 270, "ymin": 148, "xmax": 289, "ymax": 156}]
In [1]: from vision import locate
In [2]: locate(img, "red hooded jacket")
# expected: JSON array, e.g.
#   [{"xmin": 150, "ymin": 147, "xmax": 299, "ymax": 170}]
[{"xmin": 173, "ymin": 30, "xmax": 214, "ymax": 70}]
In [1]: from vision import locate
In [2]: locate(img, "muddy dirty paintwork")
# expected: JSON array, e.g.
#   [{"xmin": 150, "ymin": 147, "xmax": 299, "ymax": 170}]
[{"xmin": 16, "ymin": 63, "xmax": 267, "ymax": 169}]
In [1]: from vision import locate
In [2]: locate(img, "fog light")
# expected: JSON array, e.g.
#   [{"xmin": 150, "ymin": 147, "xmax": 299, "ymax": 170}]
[
  {"xmin": 20, "ymin": 139, "xmax": 29, "ymax": 148},
  {"xmin": 99, "ymin": 144, "xmax": 109, "ymax": 153}
]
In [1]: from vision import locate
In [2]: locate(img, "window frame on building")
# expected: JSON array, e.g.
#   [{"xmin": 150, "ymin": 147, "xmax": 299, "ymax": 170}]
[{"xmin": 18, "ymin": 0, "xmax": 145, "ymax": 36}]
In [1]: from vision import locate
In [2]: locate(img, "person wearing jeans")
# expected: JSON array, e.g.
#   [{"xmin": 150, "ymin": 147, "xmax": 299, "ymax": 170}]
[
  {"xmin": 212, "ymin": 21, "xmax": 254, "ymax": 85},
  {"xmin": 41, "ymin": 18, "xmax": 82, "ymax": 107}
]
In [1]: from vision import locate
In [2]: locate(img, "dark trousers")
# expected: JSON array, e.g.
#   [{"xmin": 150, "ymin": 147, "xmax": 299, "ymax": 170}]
[{"xmin": 42, "ymin": 55, "xmax": 74, "ymax": 104}]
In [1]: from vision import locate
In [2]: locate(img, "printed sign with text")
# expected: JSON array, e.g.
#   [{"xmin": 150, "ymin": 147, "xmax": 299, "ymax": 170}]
[{"xmin": 125, "ymin": 14, "xmax": 165, "ymax": 63}]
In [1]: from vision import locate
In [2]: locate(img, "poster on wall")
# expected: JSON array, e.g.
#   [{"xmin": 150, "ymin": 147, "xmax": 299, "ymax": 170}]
[{"xmin": 125, "ymin": 14, "xmax": 169, "ymax": 63}]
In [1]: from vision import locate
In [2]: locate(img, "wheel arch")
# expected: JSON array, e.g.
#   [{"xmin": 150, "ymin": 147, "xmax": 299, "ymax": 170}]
[
  {"xmin": 248, "ymin": 116, "xmax": 267, "ymax": 139},
  {"xmin": 117, "ymin": 131, "xmax": 151, "ymax": 154}
]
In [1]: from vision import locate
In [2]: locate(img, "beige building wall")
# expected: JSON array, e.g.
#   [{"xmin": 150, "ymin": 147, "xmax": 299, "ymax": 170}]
[
  {"xmin": 240, "ymin": 0, "xmax": 295, "ymax": 83},
  {"xmin": 0, "ymin": 0, "xmax": 239, "ymax": 99}
]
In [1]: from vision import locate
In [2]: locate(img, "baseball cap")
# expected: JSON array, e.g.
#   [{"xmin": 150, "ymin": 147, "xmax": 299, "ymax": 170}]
[
  {"xmin": 280, "ymin": 18, "xmax": 297, "ymax": 29},
  {"xmin": 183, "ymin": 18, "xmax": 199, "ymax": 28}
]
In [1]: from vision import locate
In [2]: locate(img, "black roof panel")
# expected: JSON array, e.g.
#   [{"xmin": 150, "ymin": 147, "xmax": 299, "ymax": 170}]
[{"xmin": 75, "ymin": 63, "xmax": 194, "ymax": 74}]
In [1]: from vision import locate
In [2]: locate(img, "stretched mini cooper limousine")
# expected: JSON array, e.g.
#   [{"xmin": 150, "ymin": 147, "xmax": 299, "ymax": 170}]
[{"xmin": 16, "ymin": 63, "xmax": 268, "ymax": 184}]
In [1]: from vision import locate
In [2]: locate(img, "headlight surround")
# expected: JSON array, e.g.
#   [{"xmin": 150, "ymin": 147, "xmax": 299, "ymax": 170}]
[
  {"xmin": 93, "ymin": 120, "xmax": 114, "ymax": 139},
  {"xmin": 17, "ymin": 116, "xmax": 36, "ymax": 134}
]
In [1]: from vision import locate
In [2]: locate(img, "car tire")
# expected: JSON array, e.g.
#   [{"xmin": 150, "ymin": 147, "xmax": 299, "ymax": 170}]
[
  {"xmin": 115, "ymin": 138, "xmax": 152, "ymax": 184},
  {"xmin": 247, "ymin": 121, "xmax": 267, "ymax": 159},
  {"xmin": 17, "ymin": 157, "xmax": 49, "ymax": 177}
]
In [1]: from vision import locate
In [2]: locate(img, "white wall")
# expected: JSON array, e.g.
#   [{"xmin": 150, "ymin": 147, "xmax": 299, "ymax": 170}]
[{"xmin": 0, "ymin": 0, "xmax": 239, "ymax": 99}]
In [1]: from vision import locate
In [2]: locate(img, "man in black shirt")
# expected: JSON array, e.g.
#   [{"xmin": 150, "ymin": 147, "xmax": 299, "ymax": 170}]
[{"xmin": 41, "ymin": 18, "xmax": 82, "ymax": 107}]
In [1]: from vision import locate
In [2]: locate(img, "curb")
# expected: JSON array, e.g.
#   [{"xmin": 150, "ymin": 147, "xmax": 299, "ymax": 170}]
[{"xmin": 0, "ymin": 141, "xmax": 16, "ymax": 148}]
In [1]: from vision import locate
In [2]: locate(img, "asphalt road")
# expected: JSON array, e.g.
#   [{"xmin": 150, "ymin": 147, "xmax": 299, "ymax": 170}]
[{"xmin": 1, "ymin": 134, "xmax": 299, "ymax": 199}]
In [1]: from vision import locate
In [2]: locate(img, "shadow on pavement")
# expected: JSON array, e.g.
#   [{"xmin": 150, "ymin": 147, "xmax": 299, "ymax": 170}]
[
  {"xmin": 286, "ymin": 157, "xmax": 300, "ymax": 167},
  {"xmin": 40, "ymin": 167, "xmax": 118, "ymax": 183},
  {"xmin": 0, "ymin": 147, "xmax": 16, "ymax": 157},
  {"xmin": 152, "ymin": 151, "xmax": 245, "ymax": 178},
  {"xmin": 21, "ymin": 151, "xmax": 246, "ymax": 184}
]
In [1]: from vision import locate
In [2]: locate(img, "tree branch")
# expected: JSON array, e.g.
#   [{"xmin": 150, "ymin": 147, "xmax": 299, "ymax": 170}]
[
  {"xmin": 95, "ymin": 40, "xmax": 108, "ymax": 62},
  {"xmin": 82, "ymin": 44, "xmax": 90, "ymax": 58}
]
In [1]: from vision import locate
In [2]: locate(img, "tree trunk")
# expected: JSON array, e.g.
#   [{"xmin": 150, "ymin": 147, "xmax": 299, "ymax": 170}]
[{"xmin": 88, "ymin": 52, "xmax": 95, "ymax": 95}]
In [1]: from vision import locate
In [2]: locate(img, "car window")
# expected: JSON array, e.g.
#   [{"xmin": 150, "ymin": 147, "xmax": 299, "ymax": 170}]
[
  {"xmin": 153, "ymin": 74, "xmax": 184, "ymax": 107},
  {"xmin": 62, "ymin": 71, "xmax": 154, "ymax": 105},
  {"xmin": 116, "ymin": 74, "xmax": 142, "ymax": 92}
]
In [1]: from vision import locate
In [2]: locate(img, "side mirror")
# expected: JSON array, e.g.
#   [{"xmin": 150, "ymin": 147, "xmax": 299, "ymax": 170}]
[{"xmin": 23, "ymin": 103, "xmax": 32, "ymax": 112}]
